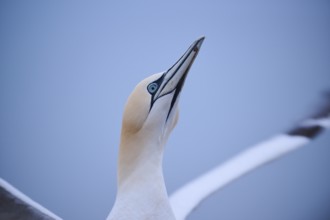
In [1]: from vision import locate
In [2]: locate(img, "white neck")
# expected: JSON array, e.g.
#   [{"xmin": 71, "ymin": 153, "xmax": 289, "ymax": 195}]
[{"xmin": 107, "ymin": 130, "xmax": 176, "ymax": 220}]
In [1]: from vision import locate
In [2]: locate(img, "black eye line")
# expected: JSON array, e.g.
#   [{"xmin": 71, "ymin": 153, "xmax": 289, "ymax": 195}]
[
  {"xmin": 148, "ymin": 74, "xmax": 166, "ymax": 112},
  {"xmin": 147, "ymin": 70, "xmax": 185, "ymax": 117}
]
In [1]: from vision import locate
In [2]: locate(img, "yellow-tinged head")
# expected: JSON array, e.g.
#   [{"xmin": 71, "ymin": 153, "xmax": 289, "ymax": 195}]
[{"xmin": 121, "ymin": 37, "xmax": 205, "ymax": 141}]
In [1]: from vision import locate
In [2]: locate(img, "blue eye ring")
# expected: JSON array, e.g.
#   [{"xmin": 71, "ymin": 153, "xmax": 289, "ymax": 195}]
[{"xmin": 147, "ymin": 82, "xmax": 158, "ymax": 94}]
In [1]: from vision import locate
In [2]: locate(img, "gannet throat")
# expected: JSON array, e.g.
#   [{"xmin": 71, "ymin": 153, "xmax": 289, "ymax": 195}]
[{"xmin": 107, "ymin": 37, "xmax": 204, "ymax": 220}]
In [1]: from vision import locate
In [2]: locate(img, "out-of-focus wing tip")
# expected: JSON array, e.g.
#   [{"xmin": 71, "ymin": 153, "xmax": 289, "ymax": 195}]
[
  {"xmin": 0, "ymin": 178, "xmax": 62, "ymax": 220},
  {"xmin": 287, "ymin": 90, "xmax": 330, "ymax": 139}
]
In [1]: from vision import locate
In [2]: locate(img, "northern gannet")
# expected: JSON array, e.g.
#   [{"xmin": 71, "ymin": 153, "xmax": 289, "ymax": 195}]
[
  {"xmin": 0, "ymin": 37, "xmax": 329, "ymax": 220},
  {"xmin": 106, "ymin": 37, "xmax": 205, "ymax": 220}
]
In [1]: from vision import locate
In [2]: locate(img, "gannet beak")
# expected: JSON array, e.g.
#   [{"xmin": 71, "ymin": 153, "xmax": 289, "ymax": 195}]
[{"xmin": 150, "ymin": 37, "xmax": 205, "ymax": 118}]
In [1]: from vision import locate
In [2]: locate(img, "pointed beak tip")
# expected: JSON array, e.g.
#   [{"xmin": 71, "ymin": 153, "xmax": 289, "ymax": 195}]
[
  {"xmin": 197, "ymin": 36, "xmax": 206, "ymax": 42},
  {"xmin": 194, "ymin": 36, "xmax": 205, "ymax": 51}
]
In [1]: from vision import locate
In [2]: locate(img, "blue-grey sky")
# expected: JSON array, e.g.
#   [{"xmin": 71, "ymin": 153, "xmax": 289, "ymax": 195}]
[{"xmin": 1, "ymin": 1, "xmax": 330, "ymax": 220}]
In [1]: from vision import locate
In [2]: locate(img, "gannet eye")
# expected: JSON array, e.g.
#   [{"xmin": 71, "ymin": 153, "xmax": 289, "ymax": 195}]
[{"xmin": 147, "ymin": 82, "xmax": 158, "ymax": 94}]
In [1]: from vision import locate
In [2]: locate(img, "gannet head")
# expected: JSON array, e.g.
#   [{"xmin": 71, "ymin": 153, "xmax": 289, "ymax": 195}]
[{"xmin": 121, "ymin": 37, "xmax": 205, "ymax": 142}]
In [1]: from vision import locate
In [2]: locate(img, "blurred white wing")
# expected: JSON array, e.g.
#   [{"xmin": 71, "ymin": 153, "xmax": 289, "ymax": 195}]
[
  {"xmin": 170, "ymin": 94, "xmax": 330, "ymax": 220},
  {"xmin": 0, "ymin": 178, "xmax": 62, "ymax": 220}
]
